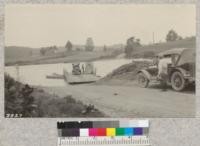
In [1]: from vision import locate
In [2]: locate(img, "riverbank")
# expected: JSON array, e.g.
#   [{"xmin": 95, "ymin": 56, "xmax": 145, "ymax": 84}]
[
  {"xmin": 5, "ymin": 50, "xmax": 117, "ymax": 66},
  {"xmin": 5, "ymin": 74, "xmax": 105, "ymax": 117},
  {"xmin": 97, "ymin": 60, "xmax": 153, "ymax": 85}
]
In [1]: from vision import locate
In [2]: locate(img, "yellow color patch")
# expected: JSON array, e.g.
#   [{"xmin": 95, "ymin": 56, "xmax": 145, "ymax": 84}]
[{"xmin": 106, "ymin": 128, "xmax": 116, "ymax": 136}]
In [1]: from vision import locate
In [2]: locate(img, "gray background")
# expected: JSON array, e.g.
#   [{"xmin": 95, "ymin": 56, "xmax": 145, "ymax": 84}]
[{"xmin": 0, "ymin": 0, "xmax": 200, "ymax": 146}]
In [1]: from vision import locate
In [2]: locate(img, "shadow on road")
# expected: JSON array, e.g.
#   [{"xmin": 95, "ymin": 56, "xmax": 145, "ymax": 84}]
[{"xmin": 148, "ymin": 83, "xmax": 195, "ymax": 94}]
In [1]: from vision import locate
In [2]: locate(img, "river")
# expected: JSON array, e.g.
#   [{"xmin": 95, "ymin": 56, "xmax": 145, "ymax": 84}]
[{"xmin": 5, "ymin": 58, "xmax": 152, "ymax": 86}]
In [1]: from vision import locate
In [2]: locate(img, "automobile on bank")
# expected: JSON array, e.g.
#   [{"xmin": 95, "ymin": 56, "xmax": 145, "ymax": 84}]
[{"xmin": 137, "ymin": 48, "xmax": 195, "ymax": 91}]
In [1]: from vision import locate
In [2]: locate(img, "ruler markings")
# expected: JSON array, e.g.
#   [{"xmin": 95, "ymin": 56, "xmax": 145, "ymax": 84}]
[{"xmin": 58, "ymin": 136, "xmax": 150, "ymax": 146}]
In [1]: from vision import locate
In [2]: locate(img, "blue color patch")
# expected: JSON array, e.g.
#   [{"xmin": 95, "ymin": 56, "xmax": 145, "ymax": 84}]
[
  {"xmin": 133, "ymin": 128, "xmax": 143, "ymax": 135},
  {"xmin": 124, "ymin": 128, "xmax": 133, "ymax": 136}
]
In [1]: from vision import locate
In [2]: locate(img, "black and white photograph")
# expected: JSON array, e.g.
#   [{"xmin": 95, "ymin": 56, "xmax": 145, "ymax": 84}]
[{"xmin": 4, "ymin": 4, "xmax": 196, "ymax": 118}]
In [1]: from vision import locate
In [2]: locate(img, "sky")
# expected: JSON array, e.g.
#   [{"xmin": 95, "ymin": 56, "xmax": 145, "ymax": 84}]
[{"xmin": 5, "ymin": 4, "xmax": 196, "ymax": 48}]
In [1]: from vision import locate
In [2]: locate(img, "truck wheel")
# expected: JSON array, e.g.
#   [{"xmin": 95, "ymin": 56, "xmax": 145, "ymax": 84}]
[
  {"xmin": 171, "ymin": 71, "xmax": 186, "ymax": 91},
  {"xmin": 137, "ymin": 72, "xmax": 149, "ymax": 88}
]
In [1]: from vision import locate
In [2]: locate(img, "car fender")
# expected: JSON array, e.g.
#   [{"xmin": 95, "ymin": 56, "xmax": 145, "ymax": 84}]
[
  {"xmin": 170, "ymin": 67, "xmax": 188, "ymax": 77},
  {"xmin": 137, "ymin": 69, "xmax": 152, "ymax": 80}
]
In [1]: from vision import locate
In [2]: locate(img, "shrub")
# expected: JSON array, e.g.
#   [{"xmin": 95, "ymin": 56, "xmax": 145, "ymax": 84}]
[
  {"xmin": 5, "ymin": 74, "xmax": 105, "ymax": 117},
  {"xmin": 5, "ymin": 74, "xmax": 37, "ymax": 117}
]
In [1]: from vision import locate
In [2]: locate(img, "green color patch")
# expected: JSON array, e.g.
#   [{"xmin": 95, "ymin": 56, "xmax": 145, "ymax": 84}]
[{"xmin": 116, "ymin": 128, "xmax": 124, "ymax": 136}]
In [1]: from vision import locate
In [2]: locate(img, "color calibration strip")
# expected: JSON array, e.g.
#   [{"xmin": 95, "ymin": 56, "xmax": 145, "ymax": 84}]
[
  {"xmin": 58, "ymin": 127, "xmax": 148, "ymax": 137},
  {"xmin": 57, "ymin": 120, "xmax": 149, "ymax": 137}
]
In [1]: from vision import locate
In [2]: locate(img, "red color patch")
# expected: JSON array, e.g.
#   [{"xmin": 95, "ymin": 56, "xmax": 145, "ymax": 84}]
[{"xmin": 97, "ymin": 128, "xmax": 106, "ymax": 136}]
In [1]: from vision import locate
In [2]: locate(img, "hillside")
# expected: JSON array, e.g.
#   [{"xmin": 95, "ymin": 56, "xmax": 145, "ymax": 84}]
[
  {"xmin": 131, "ymin": 37, "xmax": 195, "ymax": 58},
  {"xmin": 5, "ymin": 46, "xmax": 33, "ymax": 59},
  {"xmin": 4, "ymin": 45, "xmax": 120, "ymax": 66}
]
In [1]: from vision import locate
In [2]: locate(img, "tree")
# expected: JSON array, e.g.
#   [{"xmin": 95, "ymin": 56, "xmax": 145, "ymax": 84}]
[
  {"xmin": 65, "ymin": 41, "xmax": 73, "ymax": 52},
  {"xmin": 135, "ymin": 39, "xmax": 141, "ymax": 46},
  {"xmin": 52, "ymin": 45, "xmax": 58, "ymax": 50},
  {"xmin": 178, "ymin": 36, "xmax": 183, "ymax": 40},
  {"xmin": 166, "ymin": 29, "xmax": 178, "ymax": 42},
  {"xmin": 40, "ymin": 48, "xmax": 46, "ymax": 56},
  {"xmin": 103, "ymin": 45, "xmax": 107, "ymax": 52},
  {"xmin": 125, "ymin": 37, "xmax": 135, "ymax": 57},
  {"xmin": 85, "ymin": 37, "xmax": 94, "ymax": 51}
]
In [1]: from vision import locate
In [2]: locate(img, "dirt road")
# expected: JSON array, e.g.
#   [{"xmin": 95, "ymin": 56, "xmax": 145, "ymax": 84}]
[{"xmin": 42, "ymin": 83, "xmax": 195, "ymax": 117}]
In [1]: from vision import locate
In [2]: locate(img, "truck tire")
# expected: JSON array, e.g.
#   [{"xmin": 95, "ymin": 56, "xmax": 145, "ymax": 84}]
[
  {"xmin": 137, "ymin": 72, "xmax": 149, "ymax": 88},
  {"xmin": 171, "ymin": 71, "xmax": 186, "ymax": 91}
]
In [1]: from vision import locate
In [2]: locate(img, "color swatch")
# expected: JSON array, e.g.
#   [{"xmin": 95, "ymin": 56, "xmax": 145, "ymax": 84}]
[
  {"xmin": 59, "ymin": 127, "xmax": 148, "ymax": 137},
  {"xmin": 57, "ymin": 120, "xmax": 149, "ymax": 137}
]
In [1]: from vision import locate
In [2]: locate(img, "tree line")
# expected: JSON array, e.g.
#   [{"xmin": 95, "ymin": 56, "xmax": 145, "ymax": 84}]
[
  {"xmin": 65, "ymin": 37, "xmax": 95, "ymax": 52},
  {"xmin": 124, "ymin": 29, "xmax": 187, "ymax": 57},
  {"xmin": 39, "ymin": 37, "xmax": 96, "ymax": 56},
  {"xmin": 40, "ymin": 46, "xmax": 58, "ymax": 56},
  {"xmin": 39, "ymin": 29, "xmax": 187, "ymax": 57}
]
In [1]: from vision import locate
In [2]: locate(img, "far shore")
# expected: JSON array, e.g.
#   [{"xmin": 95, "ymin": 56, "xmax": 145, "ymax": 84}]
[
  {"xmin": 5, "ymin": 51, "xmax": 119, "ymax": 66},
  {"xmin": 5, "ymin": 37, "xmax": 195, "ymax": 66}
]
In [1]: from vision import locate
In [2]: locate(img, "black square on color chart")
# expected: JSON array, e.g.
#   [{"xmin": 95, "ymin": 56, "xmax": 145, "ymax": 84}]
[{"xmin": 62, "ymin": 129, "xmax": 80, "ymax": 137}]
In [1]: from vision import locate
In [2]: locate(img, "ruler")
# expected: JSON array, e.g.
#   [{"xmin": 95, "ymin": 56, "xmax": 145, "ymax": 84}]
[{"xmin": 58, "ymin": 136, "xmax": 150, "ymax": 146}]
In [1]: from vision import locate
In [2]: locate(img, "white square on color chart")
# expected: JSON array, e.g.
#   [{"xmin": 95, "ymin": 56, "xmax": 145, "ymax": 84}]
[
  {"xmin": 138, "ymin": 120, "xmax": 149, "ymax": 127},
  {"xmin": 80, "ymin": 129, "xmax": 89, "ymax": 136}
]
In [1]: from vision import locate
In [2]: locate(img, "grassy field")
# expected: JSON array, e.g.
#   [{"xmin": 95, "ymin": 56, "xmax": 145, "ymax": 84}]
[{"xmin": 5, "ymin": 49, "xmax": 115, "ymax": 66}]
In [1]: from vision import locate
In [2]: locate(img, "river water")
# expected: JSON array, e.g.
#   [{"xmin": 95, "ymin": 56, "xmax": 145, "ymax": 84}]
[{"xmin": 5, "ymin": 58, "xmax": 152, "ymax": 86}]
